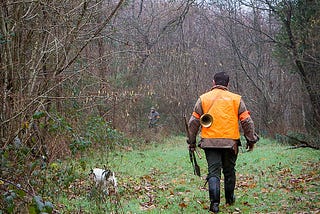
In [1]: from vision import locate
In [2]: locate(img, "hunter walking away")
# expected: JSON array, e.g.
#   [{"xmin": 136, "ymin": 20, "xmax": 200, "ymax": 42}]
[{"xmin": 187, "ymin": 72, "xmax": 259, "ymax": 213}]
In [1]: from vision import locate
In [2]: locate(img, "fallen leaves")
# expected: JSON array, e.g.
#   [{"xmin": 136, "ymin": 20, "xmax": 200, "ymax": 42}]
[
  {"xmin": 234, "ymin": 155, "xmax": 320, "ymax": 213},
  {"xmin": 178, "ymin": 202, "xmax": 188, "ymax": 208},
  {"xmin": 140, "ymin": 193, "xmax": 156, "ymax": 211},
  {"xmin": 236, "ymin": 174, "xmax": 257, "ymax": 190},
  {"xmin": 115, "ymin": 166, "xmax": 205, "ymax": 212}
]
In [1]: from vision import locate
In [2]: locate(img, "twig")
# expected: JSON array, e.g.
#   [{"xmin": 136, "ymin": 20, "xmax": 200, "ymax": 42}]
[
  {"xmin": 0, "ymin": 177, "xmax": 34, "ymax": 197},
  {"xmin": 284, "ymin": 135, "xmax": 319, "ymax": 150}
]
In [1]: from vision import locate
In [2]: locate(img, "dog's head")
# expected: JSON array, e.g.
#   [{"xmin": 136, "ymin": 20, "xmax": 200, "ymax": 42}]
[
  {"xmin": 102, "ymin": 169, "xmax": 112, "ymax": 180},
  {"xmin": 89, "ymin": 167, "xmax": 112, "ymax": 180}
]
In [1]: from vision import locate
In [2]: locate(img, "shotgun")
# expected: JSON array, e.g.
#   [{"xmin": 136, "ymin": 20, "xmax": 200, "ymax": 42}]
[{"xmin": 184, "ymin": 115, "xmax": 201, "ymax": 177}]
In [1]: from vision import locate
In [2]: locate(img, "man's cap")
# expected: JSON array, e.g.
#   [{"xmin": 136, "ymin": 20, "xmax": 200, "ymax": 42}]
[
  {"xmin": 151, "ymin": 107, "xmax": 155, "ymax": 110},
  {"xmin": 214, "ymin": 72, "xmax": 229, "ymax": 86}
]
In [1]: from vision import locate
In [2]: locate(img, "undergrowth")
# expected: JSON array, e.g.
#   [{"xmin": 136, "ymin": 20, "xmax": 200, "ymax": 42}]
[
  {"xmin": 1, "ymin": 136, "xmax": 319, "ymax": 213},
  {"xmin": 54, "ymin": 136, "xmax": 319, "ymax": 213}
]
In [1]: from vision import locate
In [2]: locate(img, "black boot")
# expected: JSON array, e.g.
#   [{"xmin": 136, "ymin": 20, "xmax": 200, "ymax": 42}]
[
  {"xmin": 225, "ymin": 194, "xmax": 235, "ymax": 205},
  {"xmin": 208, "ymin": 177, "xmax": 220, "ymax": 213},
  {"xmin": 209, "ymin": 202, "xmax": 219, "ymax": 213},
  {"xmin": 224, "ymin": 176, "xmax": 236, "ymax": 205}
]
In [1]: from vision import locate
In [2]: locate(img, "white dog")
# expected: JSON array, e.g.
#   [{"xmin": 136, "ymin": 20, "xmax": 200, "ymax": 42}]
[{"xmin": 89, "ymin": 167, "xmax": 118, "ymax": 194}]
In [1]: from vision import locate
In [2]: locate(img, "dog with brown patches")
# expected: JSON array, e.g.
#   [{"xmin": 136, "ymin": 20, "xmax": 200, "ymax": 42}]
[{"xmin": 89, "ymin": 166, "xmax": 118, "ymax": 194}]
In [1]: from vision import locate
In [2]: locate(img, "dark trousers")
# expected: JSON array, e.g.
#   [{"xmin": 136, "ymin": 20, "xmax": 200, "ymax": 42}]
[
  {"xmin": 206, "ymin": 148, "xmax": 238, "ymax": 196},
  {"xmin": 204, "ymin": 148, "xmax": 238, "ymax": 180}
]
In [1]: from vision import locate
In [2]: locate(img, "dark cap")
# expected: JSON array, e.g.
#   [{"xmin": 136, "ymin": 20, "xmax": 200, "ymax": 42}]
[{"xmin": 214, "ymin": 72, "xmax": 229, "ymax": 86}]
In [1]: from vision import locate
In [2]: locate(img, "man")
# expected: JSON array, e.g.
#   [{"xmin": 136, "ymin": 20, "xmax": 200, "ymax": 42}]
[
  {"xmin": 188, "ymin": 72, "xmax": 259, "ymax": 213},
  {"xmin": 148, "ymin": 107, "xmax": 160, "ymax": 128}
]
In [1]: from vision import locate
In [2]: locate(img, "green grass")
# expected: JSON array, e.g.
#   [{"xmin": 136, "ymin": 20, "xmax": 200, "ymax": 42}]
[{"xmin": 54, "ymin": 136, "xmax": 320, "ymax": 213}]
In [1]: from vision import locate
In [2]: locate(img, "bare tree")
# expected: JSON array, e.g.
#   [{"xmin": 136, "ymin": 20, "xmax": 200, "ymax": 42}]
[{"xmin": 0, "ymin": 0, "xmax": 125, "ymax": 146}]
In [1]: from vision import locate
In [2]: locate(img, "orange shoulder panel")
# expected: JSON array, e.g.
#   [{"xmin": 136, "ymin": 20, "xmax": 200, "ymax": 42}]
[
  {"xmin": 192, "ymin": 111, "xmax": 201, "ymax": 119},
  {"xmin": 239, "ymin": 110, "xmax": 250, "ymax": 121}
]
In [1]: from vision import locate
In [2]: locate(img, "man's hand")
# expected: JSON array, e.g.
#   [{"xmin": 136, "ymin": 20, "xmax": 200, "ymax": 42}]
[
  {"xmin": 245, "ymin": 133, "xmax": 259, "ymax": 152},
  {"xmin": 187, "ymin": 139, "xmax": 196, "ymax": 152},
  {"xmin": 246, "ymin": 142, "xmax": 254, "ymax": 151},
  {"xmin": 254, "ymin": 133, "xmax": 260, "ymax": 142},
  {"xmin": 189, "ymin": 143, "xmax": 196, "ymax": 152}
]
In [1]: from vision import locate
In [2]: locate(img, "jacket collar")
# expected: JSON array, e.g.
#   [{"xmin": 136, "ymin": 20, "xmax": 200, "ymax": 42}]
[{"xmin": 211, "ymin": 85, "xmax": 229, "ymax": 91}]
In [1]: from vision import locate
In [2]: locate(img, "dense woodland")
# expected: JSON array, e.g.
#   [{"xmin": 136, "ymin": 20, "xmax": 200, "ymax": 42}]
[{"xmin": 0, "ymin": 0, "xmax": 320, "ymax": 212}]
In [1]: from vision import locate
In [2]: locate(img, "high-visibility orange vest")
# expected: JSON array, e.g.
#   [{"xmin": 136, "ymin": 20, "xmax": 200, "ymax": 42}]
[{"xmin": 200, "ymin": 89, "xmax": 241, "ymax": 139}]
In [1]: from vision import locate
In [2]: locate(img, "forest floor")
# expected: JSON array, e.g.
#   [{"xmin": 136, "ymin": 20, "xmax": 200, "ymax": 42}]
[{"xmin": 54, "ymin": 136, "xmax": 319, "ymax": 213}]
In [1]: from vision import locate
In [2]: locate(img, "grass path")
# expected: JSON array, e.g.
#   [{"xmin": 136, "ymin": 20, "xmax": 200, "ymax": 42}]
[{"xmin": 59, "ymin": 136, "xmax": 320, "ymax": 213}]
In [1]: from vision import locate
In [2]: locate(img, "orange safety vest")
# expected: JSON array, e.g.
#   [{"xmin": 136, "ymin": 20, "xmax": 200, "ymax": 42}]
[{"xmin": 200, "ymin": 89, "xmax": 241, "ymax": 139}]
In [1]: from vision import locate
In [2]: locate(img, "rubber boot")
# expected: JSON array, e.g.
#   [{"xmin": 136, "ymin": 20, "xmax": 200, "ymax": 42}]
[
  {"xmin": 208, "ymin": 177, "xmax": 220, "ymax": 213},
  {"xmin": 224, "ymin": 176, "xmax": 236, "ymax": 205}
]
